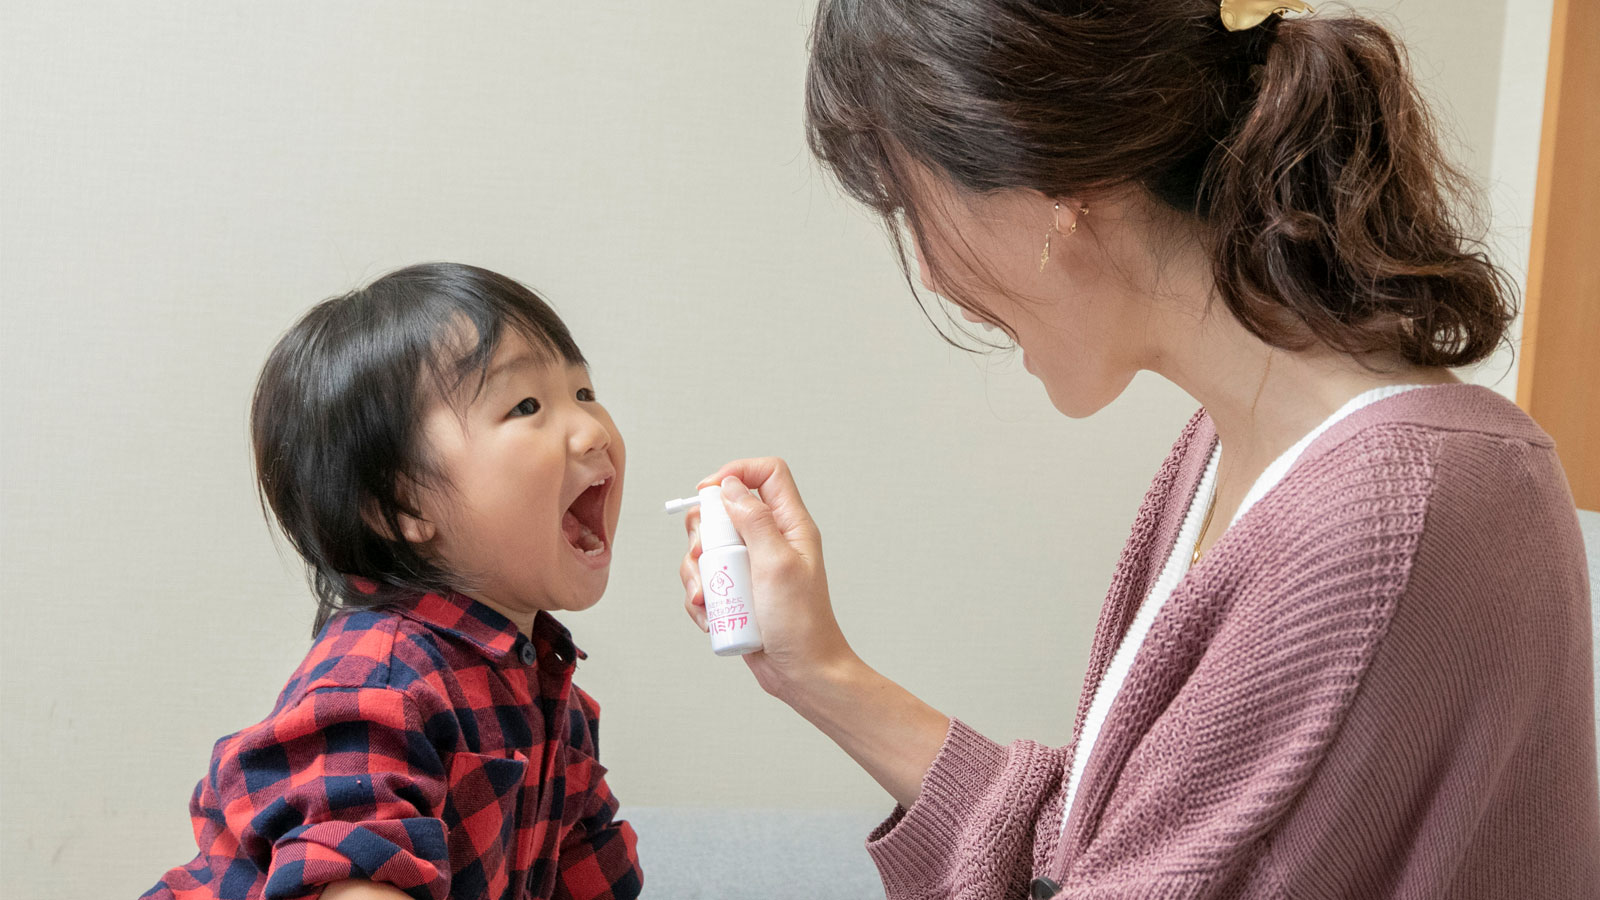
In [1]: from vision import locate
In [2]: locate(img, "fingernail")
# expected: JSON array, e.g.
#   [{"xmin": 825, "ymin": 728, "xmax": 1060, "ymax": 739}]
[{"xmin": 720, "ymin": 476, "xmax": 748, "ymax": 499}]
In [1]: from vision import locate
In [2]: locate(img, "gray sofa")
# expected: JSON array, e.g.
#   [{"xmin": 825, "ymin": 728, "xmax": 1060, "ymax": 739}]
[
  {"xmin": 624, "ymin": 510, "xmax": 1600, "ymax": 899},
  {"xmin": 622, "ymin": 806, "xmax": 885, "ymax": 898}
]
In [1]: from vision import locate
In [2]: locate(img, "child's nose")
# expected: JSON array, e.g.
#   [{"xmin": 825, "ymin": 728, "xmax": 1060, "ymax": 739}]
[{"xmin": 569, "ymin": 410, "xmax": 611, "ymax": 457}]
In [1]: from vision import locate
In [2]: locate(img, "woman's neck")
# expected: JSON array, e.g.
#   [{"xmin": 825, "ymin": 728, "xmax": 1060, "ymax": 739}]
[
  {"xmin": 1161, "ymin": 304, "xmax": 1459, "ymax": 485},
  {"xmin": 1107, "ymin": 203, "xmax": 1458, "ymax": 474}
]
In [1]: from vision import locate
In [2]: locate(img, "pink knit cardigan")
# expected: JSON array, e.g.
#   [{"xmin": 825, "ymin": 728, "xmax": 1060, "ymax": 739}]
[{"xmin": 867, "ymin": 385, "xmax": 1599, "ymax": 898}]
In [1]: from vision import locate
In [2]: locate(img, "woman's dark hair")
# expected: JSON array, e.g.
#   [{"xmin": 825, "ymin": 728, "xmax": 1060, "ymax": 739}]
[
  {"xmin": 251, "ymin": 262, "xmax": 586, "ymax": 635},
  {"xmin": 805, "ymin": 0, "xmax": 1515, "ymax": 367}
]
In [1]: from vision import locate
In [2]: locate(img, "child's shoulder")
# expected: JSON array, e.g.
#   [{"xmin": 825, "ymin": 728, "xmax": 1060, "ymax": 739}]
[{"xmin": 276, "ymin": 606, "xmax": 455, "ymax": 707}]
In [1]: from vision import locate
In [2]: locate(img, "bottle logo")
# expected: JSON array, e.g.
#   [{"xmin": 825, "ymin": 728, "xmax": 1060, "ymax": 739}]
[{"xmin": 707, "ymin": 568, "xmax": 735, "ymax": 598}]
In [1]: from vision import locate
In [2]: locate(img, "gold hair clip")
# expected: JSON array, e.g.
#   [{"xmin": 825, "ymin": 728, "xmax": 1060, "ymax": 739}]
[{"xmin": 1219, "ymin": 0, "xmax": 1314, "ymax": 32}]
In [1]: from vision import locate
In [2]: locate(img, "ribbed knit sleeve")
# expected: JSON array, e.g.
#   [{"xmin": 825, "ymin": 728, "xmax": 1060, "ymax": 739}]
[{"xmin": 866, "ymin": 719, "xmax": 1068, "ymax": 900}]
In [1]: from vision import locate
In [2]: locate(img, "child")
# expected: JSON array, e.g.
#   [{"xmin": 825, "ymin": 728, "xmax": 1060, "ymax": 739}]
[{"xmin": 144, "ymin": 263, "xmax": 642, "ymax": 900}]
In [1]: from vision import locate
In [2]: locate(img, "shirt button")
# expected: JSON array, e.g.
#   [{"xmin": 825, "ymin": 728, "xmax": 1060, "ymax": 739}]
[
  {"xmin": 1030, "ymin": 877, "xmax": 1061, "ymax": 899},
  {"xmin": 519, "ymin": 643, "xmax": 537, "ymax": 666}
]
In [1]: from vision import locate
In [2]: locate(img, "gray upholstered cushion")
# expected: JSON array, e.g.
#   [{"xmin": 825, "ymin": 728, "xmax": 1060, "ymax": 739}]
[{"xmin": 620, "ymin": 806, "xmax": 886, "ymax": 899}]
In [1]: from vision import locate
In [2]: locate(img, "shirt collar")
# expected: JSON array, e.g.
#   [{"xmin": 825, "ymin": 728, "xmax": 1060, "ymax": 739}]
[{"xmin": 390, "ymin": 590, "xmax": 586, "ymax": 667}]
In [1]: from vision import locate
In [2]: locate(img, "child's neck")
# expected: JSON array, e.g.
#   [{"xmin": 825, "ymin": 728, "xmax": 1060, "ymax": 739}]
[{"xmin": 464, "ymin": 590, "xmax": 540, "ymax": 637}]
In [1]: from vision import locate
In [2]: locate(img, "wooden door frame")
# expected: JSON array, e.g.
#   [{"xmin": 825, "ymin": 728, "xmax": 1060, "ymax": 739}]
[{"xmin": 1517, "ymin": 0, "xmax": 1599, "ymax": 509}]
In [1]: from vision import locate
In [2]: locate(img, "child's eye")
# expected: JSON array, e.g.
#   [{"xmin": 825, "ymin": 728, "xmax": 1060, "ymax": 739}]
[
  {"xmin": 510, "ymin": 397, "xmax": 541, "ymax": 417},
  {"xmin": 577, "ymin": 388, "xmax": 596, "ymax": 402}
]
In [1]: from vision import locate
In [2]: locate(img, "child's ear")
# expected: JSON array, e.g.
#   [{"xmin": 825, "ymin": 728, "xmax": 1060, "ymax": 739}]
[
  {"xmin": 395, "ymin": 512, "xmax": 436, "ymax": 545},
  {"xmin": 363, "ymin": 474, "xmax": 443, "ymax": 545},
  {"xmin": 362, "ymin": 500, "xmax": 437, "ymax": 545}
]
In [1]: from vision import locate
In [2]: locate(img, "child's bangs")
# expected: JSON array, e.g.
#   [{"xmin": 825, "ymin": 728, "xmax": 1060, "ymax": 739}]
[{"xmin": 413, "ymin": 276, "xmax": 588, "ymax": 416}]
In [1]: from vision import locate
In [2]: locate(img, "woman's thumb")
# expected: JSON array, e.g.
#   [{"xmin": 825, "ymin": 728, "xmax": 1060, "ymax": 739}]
[{"xmin": 717, "ymin": 476, "xmax": 786, "ymax": 553}]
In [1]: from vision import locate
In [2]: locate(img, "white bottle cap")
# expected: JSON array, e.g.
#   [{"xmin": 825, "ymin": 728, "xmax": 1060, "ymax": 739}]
[{"xmin": 698, "ymin": 485, "xmax": 745, "ymax": 552}]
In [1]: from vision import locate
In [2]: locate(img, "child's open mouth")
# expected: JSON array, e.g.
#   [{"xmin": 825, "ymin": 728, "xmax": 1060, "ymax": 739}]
[{"xmin": 562, "ymin": 477, "xmax": 611, "ymax": 561}]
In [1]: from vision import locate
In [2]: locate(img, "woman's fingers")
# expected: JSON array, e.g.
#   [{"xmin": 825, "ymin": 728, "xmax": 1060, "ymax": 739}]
[
  {"xmin": 697, "ymin": 457, "xmax": 820, "ymax": 546},
  {"xmin": 681, "ymin": 508, "xmax": 707, "ymax": 631},
  {"xmin": 679, "ymin": 553, "xmax": 707, "ymax": 632},
  {"xmin": 681, "ymin": 456, "xmax": 854, "ymax": 703},
  {"xmin": 684, "ymin": 506, "xmax": 703, "ymax": 560},
  {"xmin": 685, "ymin": 592, "xmax": 707, "ymax": 631}
]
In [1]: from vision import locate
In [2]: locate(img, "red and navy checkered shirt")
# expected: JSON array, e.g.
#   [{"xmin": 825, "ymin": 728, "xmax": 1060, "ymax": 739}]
[{"xmin": 143, "ymin": 591, "xmax": 642, "ymax": 900}]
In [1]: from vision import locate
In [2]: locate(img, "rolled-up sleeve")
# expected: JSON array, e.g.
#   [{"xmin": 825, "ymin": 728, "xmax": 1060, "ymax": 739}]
[{"xmin": 212, "ymin": 686, "xmax": 451, "ymax": 900}]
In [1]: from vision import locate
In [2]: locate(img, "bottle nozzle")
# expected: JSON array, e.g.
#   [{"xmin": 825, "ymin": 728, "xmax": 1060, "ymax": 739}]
[{"xmin": 664, "ymin": 496, "xmax": 702, "ymax": 515}]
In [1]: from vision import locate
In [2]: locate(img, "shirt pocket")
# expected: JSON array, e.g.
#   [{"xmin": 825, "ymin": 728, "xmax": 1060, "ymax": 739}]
[
  {"xmin": 444, "ymin": 748, "xmax": 530, "ymax": 899},
  {"xmin": 558, "ymin": 743, "xmax": 608, "ymax": 830}
]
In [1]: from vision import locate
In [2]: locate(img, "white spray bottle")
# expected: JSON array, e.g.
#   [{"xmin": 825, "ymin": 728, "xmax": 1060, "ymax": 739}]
[{"xmin": 665, "ymin": 486, "xmax": 763, "ymax": 656}]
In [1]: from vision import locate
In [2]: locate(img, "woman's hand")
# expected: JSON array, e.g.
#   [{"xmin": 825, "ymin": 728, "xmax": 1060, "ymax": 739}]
[
  {"xmin": 679, "ymin": 457, "xmax": 857, "ymax": 704},
  {"xmin": 679, "ymin": 457, "xmax": 951, "ymax": 808}
]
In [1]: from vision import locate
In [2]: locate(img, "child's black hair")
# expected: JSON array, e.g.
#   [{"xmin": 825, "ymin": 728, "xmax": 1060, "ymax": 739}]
[{"xmin": 251, "ymin": 262, "xmax": 586, "ymax": 635}]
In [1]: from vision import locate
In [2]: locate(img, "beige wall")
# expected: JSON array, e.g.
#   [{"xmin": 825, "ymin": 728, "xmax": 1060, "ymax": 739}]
[{"xmin": 0, "ymin": 1, "xmax": 1536, "ymax": 896}]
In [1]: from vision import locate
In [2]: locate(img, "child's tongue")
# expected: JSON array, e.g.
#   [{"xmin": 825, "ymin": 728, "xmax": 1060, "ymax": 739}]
[{"xmin": 562, "ymin": 508, "xmax": 604, "ymax": 553}]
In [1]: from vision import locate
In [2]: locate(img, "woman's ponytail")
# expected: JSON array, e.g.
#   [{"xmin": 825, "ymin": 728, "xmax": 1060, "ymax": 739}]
[
  {"xmin": 805, "ymin": 1, "xmax": 1515, "ymax": 366},
  {"xmin": 1206, "ymin": 15, "xmax": 1515, "ymax": 367}
]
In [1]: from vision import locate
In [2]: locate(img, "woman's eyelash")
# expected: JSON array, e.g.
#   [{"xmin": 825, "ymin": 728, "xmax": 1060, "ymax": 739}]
[{"xmin": 510, "ymin": 397, "xmax": 541, "ymax": 417}]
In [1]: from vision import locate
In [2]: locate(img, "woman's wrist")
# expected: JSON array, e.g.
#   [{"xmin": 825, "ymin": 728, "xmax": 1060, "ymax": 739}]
[
  {"xmin": 778, "ymin": 650, "xmax": 872, "ymax": 722},
  {"xmin": 779, "ymin": 653, "xmax": 951, "ymax": 808}
]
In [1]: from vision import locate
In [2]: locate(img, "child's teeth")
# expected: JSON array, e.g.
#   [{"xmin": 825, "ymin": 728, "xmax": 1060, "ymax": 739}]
[
  {"xmin": 574, "ymin": 520, "xmax": 604, "ymax": 552},
  {"xmin": 562, "ymin": 509, "xmax": 605, "ymax": 555}
]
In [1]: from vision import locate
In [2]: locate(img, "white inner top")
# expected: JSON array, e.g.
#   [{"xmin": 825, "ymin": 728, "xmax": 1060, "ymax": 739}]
[{"xmin": 1059, "ymin": 383, "xmax": 1438, "ymax": 836}]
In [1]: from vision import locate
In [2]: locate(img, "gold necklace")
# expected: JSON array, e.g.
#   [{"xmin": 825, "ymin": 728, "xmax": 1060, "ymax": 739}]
[
  {"xmin": 1193, "ymin": 450, "xmax": 1224, "ymax": 563},
  {"xmin": 1192, "ymin": 489, "xmax": 1217, "ymax": 564}
]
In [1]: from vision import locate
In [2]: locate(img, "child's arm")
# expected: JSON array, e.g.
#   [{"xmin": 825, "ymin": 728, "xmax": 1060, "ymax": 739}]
[
  {"xmin": 552, "ymin": 687, "xmax": 642, "ymax": 900},
  {"xmin": 204, "ymin": 685, "xmax": 453, "ymax": 900},
  {"xmin": 321, "ymin": 880, "xmax": 413, "ymax": 900}
]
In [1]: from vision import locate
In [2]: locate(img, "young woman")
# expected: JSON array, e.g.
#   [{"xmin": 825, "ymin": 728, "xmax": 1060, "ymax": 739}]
[{"xmin": 679, "ymin": 2, "xmax": 1599, "ymax": 896}]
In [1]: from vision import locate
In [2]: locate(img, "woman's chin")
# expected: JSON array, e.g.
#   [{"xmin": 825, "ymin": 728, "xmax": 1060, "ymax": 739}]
[
  {"xmin": 1042, "ymin": 369, "xmax": 1133, "ymax": 419},
  {"xmin": 1042, "ymin": 382, "xmax": 1101, "ymax": 419}
]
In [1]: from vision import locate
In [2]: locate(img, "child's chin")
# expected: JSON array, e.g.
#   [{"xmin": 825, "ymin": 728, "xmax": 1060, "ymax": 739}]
[{"xmin": 561, "ymin": 576, "xmax": 610, "ymax": 611}]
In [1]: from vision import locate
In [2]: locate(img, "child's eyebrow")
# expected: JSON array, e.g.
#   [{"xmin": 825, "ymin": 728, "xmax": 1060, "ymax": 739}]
[
  {"xmin": 478, "ymin": 351, "xmax": 588, "ymax": 401},
  {"xmin": 484, "ymin": 352, "xmax": 540, "ymax": 386}
]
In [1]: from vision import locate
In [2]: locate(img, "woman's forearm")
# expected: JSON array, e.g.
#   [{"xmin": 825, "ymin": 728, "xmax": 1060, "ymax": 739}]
[{"xmin": 784, "ymin": 656, "xmax": 951, "ymax": 808}]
